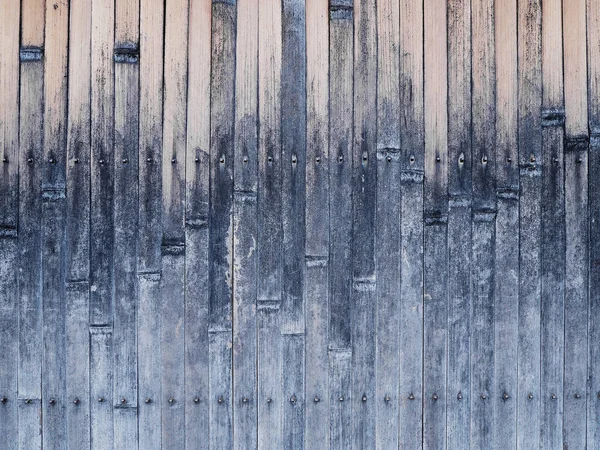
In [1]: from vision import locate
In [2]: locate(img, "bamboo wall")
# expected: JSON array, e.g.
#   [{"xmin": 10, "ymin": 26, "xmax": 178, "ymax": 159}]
[{"xmin": 0, "ymin": 0, "xmax": 599, "ymax": 448}]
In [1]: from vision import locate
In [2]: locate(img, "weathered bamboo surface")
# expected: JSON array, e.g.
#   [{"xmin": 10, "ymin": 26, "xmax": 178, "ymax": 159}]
[{"xmin": 0, "ymin": 0, "xmax": 599, "ymax": 448}]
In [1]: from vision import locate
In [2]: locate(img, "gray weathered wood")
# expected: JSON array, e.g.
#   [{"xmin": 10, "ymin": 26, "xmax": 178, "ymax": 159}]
[
  {"xmin": 209, "ymin": 2, "xmax": 236, "ymax": 447},
  {"xmin": 17, "ymin": 42, "xmax": 44, "ymax": 450},
  {"xmin": 232, "ymin": 0, "xmax": 258, "ymax": 447},
  {"xmin": 90, "ymin": 327, "xmax": 114, "ymax": 450},
  {"xmin": 563, "ymin": 139, "xmax": 588, "ymax": 450},
  {"xmin": 352, "ymin": 0, "xmax": 377, "ymax": 447},
  {"xmin": 329, "ymin": 349, "xmax": 352, "ymax": 449},
  {"xmin": 282, "ymin": 334, "xmax": 305, "ymax": 450},
  {"xmin": 539, "ymin": 0, "xmax": 565, "ymax": 446},
  {"xmin": 161, "ymin": 0, "xmax": 188, "ymax": 445},
  {"xmin": 64, "ymin": 1, "xmax": 92, "ymax": 448},
  {"xmin": 562, "ymin": 1, "xmax": 589, "ymax": 447},
  {"xmin": 257, "ymin": 0, "xmax": 282, "ymax": 446},
  {"xmin": 588, "ymin": 136, "xmax": 600, "ymax": 448},
  {"xmin": 304, "ymin": 0, "xmax": 330, "ymax": 445},
  {"xmin": 0, "ymin": 244, "xmax": 18, "ymax": 450},
  {"xmin": 137, "ymin": 0, "xmax": 164, "ymax": 447},
  {"xmin": 41, "ymin": 2, "xmax": 69, "ymax": 448},
  {"xmin": 493, "ymin": 0, "xmax": 518, "ymax": 447},
  {"xmin": 516, "ymin": 0, "xmax": 542, "ymax": 447},
  {"xmin": 375, "ymin": 0, "xmax": 400, "ymax": 446},
  {"xmin": 281, "ymin": 0, "xmax": 306, "ymax": 447},
  {"xmin": 137, "ymin": 274, "xmax": 162, "ymax": 450},
  {"xmin": 447, "ymin": 0, "xmax": 471, "ymax": 447},
  {"xmin": 185, "ymin": 1, "xmax": 212, "ymax": 448},
  {"xmin": 328, "ymin": 3, "xmax": 353, "ymax": 447},
  {"xmin": 470, "ymin": 0, "xmax": 496, "ymax": 445},
  {"xmin": 257, "ymin": 310, "xmax": 282, "ymax": 449},
  {"xmin": 423, "ymin": 0, "xmax": 448, "ymax": 446},
  {"xmin": 588, "ymin": 2, "xmax": 600, "ymax": 445},
  {"xmin": 399, "ymin": 0, "xmax": 425, "ymax": 446},
  {"xmin": 90, "ymin": 0, "xmax": 115, "ymax": 326},
  {"xmin": 113, "ymin": 43, "xmax": 139, "ymax": 449}
]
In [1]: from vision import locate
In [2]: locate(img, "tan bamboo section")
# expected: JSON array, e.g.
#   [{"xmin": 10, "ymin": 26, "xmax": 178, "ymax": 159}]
[{"xmin": 0, "ymin": 0, "xmax": 599, "ymax": 448}]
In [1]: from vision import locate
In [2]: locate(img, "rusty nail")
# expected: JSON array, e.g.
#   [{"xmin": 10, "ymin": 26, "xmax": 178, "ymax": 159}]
[
  {"xmin": 290, "ymin": 395, "xmax": 297, "ymax": 403},
  {"xmin": 432, "ymin": 394, "xmax": 438, "ymax": 401},
  {"xmin": 169, "ymin": 397, "xmax": 175, "ymax": 404},
  {"xmin": 194, "ymin": 397, "xmax": 200, "ymax": 404},
  {"xmin": 408, "ymin": 393, "xmax": 415, "ymax": 401},
  {"xmin": 314, "ymin": 396, "xmax": 320, "ymax": 403}
]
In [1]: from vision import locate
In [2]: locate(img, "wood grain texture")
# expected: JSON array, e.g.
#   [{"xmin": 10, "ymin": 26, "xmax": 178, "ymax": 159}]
[
  {"xmin": 65, "ymin": 0, "xmax": 92, "ymax": 448},
  {"xmin": 447, "ymin": 0, "xmax": 471, "ymax": 448},
  {"xmin": 185, "ymin": 1, "xmax": 211, "ymax": 449},
  {"xmin": 232, "ymin": 0, "xmax": 258, "ymax": 448},
  {"xmin": 423, "ymin": 0, "xmax": 448, "ymax": 447},
  {"xmin": 305, "ymin": 0, "xmax": 330, "ymax": 447},
  {"xmin": 517, "ymin": 0, "xmax": 542, "ymax": 448},
  {"xmin": 0, "ymin": 2, "xmax": 598, "ymax": 448},
  {"xmin": 375, "ymin": 0, "xmax": 400, "ymax": 447},
  {"xmin": 18, "ymin": 6, "xmax": 44, "ymax": 448},
  {"xmin": 540, "ymin": 1, "xmax": 565, "ymax": 448}
]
